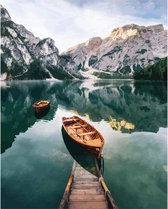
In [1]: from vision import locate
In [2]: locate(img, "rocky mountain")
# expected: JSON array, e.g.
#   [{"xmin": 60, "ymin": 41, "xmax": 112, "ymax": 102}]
[
  {"xmin": 63, "ymin": 24, "xmax": 167, "ymax": 79},
  {"xmin": 1, "ymin": 5, "xmax": 167, "ymax": 80},
  {"xmin": 1, "ymin": 5, "xmax": 82, "ymax": 80}
]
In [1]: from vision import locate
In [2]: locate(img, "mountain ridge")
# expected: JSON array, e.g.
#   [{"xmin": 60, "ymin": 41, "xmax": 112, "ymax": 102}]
[
  {"xmin": 63, "ymin": 23, "xmax": 167, "ymax": 79},
  {"xmin": 1, "ymin": 5, "xmax": 167, "ymax": 80},
  {"xmin": 1, "ymin": 5, "xmax": 82, "ymax": 80}
]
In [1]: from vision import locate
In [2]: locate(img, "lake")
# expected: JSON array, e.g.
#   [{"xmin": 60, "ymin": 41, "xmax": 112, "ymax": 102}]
[{"xmin": 1, "ymin": 79, "xmax": 167, "ymax": 209}]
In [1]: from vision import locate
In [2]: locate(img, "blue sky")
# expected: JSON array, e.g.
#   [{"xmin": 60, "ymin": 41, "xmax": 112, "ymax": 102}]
[{"xmin": 1, "ymin": 0, "xmax": 167, "ymax": 52}]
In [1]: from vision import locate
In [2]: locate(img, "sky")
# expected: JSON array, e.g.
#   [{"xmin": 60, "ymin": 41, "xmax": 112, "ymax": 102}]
[{"xmin": 1, "ymin": 0, "xmax": 167, "ymax": 52}]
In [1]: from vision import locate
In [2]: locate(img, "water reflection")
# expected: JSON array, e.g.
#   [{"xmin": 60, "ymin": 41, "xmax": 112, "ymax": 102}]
[
  {"xmin": 1, "ymin": 113, "xmax": 72, "ymax": 209},
  {"xmin": 108, "ymin": 116, "xmax": 135, "ymax": 133},
  {"xmin": 103, "ymin": 127, "xmax": 167, "ymax": 209},
  {"xmin": 1, "ymin": 82, "xmax": 58, "ymax": 153},
  {"xmin": 34, "ymin": 106, "xmax": 50, "ymax": 119},
  {"xmin": 1, "ymin": 80, "xmax": 167, "ymax": 153},
  {"xmin": 1, "ymin": 80, "xmax": 167, "ymax": 209},
  {"xmin": 62, "ymin": 127, "xmax": 98, "ymax": 176}
]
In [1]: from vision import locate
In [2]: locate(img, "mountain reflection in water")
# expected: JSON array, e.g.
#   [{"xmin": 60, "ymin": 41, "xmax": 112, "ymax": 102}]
[
  {"xmin": 62, "ymin": 127, "xmax": 98, "ymax": 176},
  {"xmin": 1, "ymin": 80, "xmax": 167, "ymax": 153},
  {"xmin": 1, "ymin": 80, "xmax": 167, "ymax": 209}
]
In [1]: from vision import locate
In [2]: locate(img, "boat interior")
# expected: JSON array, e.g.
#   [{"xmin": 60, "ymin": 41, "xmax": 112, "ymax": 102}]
[{"xmin": 63, "ymin": 117, "xmax": 103, "ymax": 146}]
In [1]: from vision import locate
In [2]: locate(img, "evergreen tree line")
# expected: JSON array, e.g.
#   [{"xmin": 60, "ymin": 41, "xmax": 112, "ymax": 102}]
[{"xmin": 134, "ymin": 57, "xmax": 167, "ymax": 80}]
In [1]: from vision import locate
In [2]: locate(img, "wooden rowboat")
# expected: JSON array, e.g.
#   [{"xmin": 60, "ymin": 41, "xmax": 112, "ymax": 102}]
[
  {"xmin": 62, "ymin": 116, "xmax": 104, "ymax": 158},
  {"xmin": 32, "ymin": 100, "xmax": 50, "ymax": 113}
]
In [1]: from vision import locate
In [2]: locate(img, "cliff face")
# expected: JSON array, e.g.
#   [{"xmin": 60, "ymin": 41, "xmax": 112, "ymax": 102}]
[
  {"xmin": 63, "ymin": 24, "xmax": 167, "ymax": 79},
  {"xmin": 1, "ymin": 5, "xmax": 82, "ymax": 80},
  {"xmin": 1, "ymin": 5, "xmax": 167, "ymax": 80}
]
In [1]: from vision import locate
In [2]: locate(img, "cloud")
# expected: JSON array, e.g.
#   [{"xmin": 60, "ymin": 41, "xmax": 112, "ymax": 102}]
[{"xmin": 1, "ymin": 0, "xmax": 167, "ymax": 52}]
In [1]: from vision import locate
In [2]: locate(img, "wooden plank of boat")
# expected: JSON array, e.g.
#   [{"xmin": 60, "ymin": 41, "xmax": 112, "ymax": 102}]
[
  {"xmin": 32, "ymin": 100, "xmax": 50, "ymax": 113},
  {"xmin": 78, "ymin": 131, "xmax": 96, "ymax": 136},
  {"xmin": 62, "ymin": 116, "xmax": 104, "ymax": 158},
  {"xmin": 63, "ymin": 118, "xmax": 80, "ymax": 122},
  {"xmin": 71, "ymin": 125, "xmax": 88, "ymax": 129}
]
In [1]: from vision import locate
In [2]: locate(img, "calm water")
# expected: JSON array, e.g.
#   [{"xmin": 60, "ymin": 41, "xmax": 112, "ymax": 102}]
[{"xmin": 1, "ymin": 80, "xmax": 167, "ymax": 209}]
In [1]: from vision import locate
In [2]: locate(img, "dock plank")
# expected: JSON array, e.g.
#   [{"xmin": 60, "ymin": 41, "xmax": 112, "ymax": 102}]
[
  {"xmin": 72, "ymin": 181, "xmax": 100, "ymax": 185},
  {"xmin": 59, "ymin": 162, "xmax": 118, "ymax": 209},
  {"xmin": 73, "ymin": 177, "xmax": 98, "ymax": 182},
  {"xmin": 69, "ymin": 194, "xmax": 106, "ymax": 201},
  {"xmin": 68, "ymin": 201, "xmax": 109, "ymax": 209},
  {"xmin": 71, "ymin": 189, "xmax": 104, "ymax": 195},
  {"xmin": 68, "ymin": 163, "xmax": 109, "ymax": 208}
]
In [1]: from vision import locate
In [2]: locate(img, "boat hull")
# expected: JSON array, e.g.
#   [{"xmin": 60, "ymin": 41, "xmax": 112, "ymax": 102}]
[
  {"xmin": 34, "ymin": 105, "xmax": 49, "ymax": 113},
  {"xmin": 32, "ymin": 100, "xmax": 50, "ymax": 114},
  {"xmin": 80, "ymin": 144, "xmax": 102, "ymax": 158},
  {"xmin": 62, "ymin": 116, "xmax": 104, "ymax": 158}
]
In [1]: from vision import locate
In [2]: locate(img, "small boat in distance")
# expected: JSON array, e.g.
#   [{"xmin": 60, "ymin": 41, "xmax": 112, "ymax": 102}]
[
  {"xmin": 62, "ymin": 116, "xmax": 104, "ymax": 158},
  {"xmin": 32, "ymin": 100, "xmax": 50, "ymax": 114}
]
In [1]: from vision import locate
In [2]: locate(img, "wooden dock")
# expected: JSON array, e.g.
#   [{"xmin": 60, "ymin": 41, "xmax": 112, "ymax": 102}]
[{"xmin": 59, "ymin": 161, "xmax": 118, "ymax": 209}]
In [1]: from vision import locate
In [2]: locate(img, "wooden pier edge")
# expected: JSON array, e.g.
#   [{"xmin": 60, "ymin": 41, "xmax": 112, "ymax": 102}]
[
  {"xmin": 99, "ymin": 176, "xmax": 119, "ymax": 209},
  {"xmin": 96, "ymin": 158, "xmax": 119, "ymax": 209},
  {"xmin": 58, "ymin": 161, "xmax": 77, "ymax": 209},
  {"xmin": 58, "ymin": 160, "xmax": 119, "ymax": 209}
]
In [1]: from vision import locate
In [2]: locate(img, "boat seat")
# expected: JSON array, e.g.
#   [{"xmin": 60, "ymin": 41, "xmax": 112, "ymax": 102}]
[
  {"xmin": 64, "ymin": 118, "xmax": 80, "ymax": 122},
  {"xmin": 71, "ymin": 125, "xmax": 87, "ymax": 129},
  {"xmin": 78, "ymin": 131, "xmax": 96, "ymax": 136}
]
